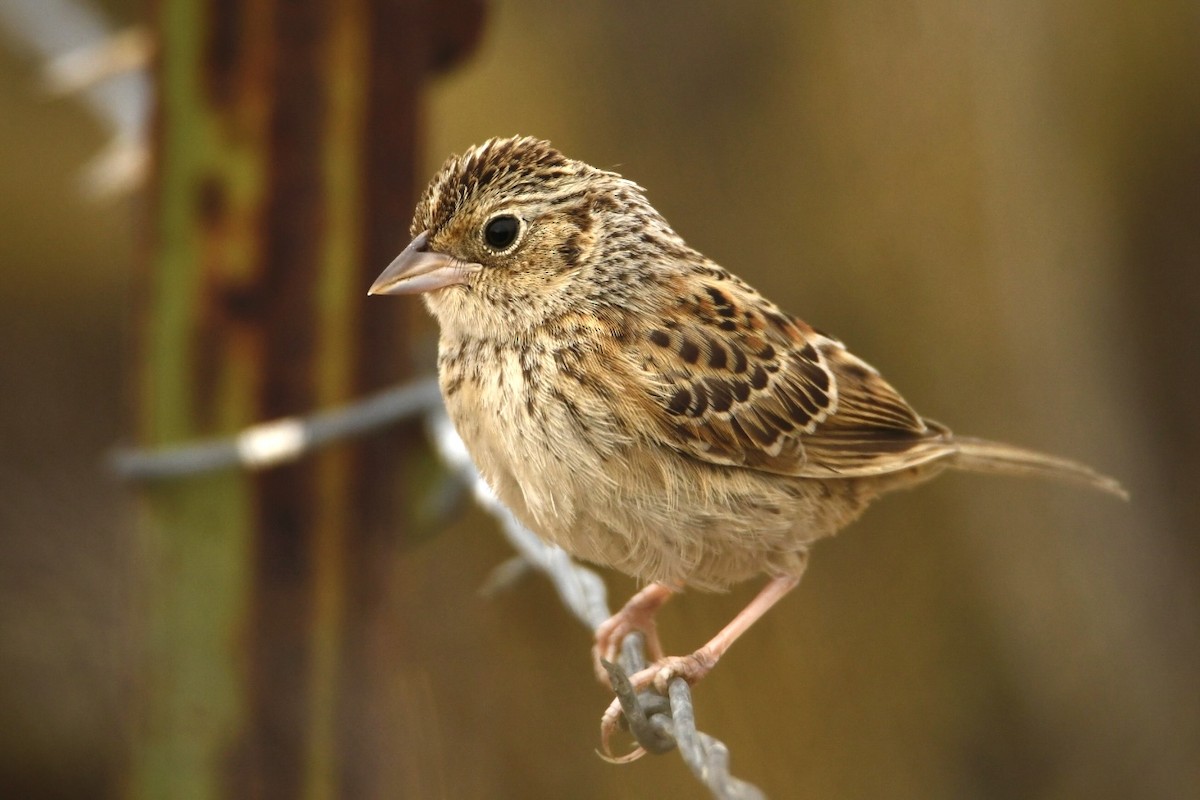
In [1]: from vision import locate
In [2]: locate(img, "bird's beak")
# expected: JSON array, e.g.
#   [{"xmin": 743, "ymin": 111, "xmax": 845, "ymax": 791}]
[{"xmin": 368, "ymin": 230, "xmax": 481, "ymax": 296}]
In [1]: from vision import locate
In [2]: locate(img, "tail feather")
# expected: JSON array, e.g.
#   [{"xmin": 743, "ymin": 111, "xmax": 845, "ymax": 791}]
[{"xmin": 950, "ymin": 436, "xmax": 1128, "ymax": 500}]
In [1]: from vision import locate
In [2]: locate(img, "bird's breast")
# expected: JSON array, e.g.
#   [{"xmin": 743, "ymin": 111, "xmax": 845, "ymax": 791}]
[{"xmin": 437, "ymin": 333, "xmax": 634, "ymax": 538}]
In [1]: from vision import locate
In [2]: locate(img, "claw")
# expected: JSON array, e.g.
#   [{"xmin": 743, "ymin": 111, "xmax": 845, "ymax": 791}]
[
  {"xmin": 597, "ymin": 658, "xmax": 661, "ymax": 762},
  {"xmin": 598, "ymin": 697, "xmax": 647, "ymax": 763}
]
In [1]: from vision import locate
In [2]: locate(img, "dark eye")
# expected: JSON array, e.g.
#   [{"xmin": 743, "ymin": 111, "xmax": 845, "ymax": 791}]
[{"xmin": 483, "ymin": 215, "xmax": 520, "ymax": 251}]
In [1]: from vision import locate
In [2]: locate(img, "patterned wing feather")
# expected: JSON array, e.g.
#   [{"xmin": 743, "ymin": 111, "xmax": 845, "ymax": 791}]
[{"xmin": 631, "ymin": 274, "xmax": 953, "ymax": 478}]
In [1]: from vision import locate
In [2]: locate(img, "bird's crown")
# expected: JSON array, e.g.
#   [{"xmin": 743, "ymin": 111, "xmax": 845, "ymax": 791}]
[{"xmin": 412, "ymin": 136, "xmax": 588, "ymax": 238}]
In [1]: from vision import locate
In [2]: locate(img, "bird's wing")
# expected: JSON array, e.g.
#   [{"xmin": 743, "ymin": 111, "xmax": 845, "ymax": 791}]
[{"xmin": 626, "ymin": 274, "xmax": 954, "ymax": 478}]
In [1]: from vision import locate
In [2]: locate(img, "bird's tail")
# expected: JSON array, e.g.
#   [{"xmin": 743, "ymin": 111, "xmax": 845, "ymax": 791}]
[{"xmin": 949, "ymin": 436, "xmax": 1128, "ymax": 500}]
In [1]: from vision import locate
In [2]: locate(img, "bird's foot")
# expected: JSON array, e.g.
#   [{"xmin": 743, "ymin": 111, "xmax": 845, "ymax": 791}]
[
  {"xmin": 592, "ymin": 612, "xmax": 664, "ymax": 685},
  {"xmin": 591, "ymin": 585, "xmax": 673, "ymax": 684},
  {"xmin": 598, "ymin": 651, "xmax": 717, "ymax": 762}
]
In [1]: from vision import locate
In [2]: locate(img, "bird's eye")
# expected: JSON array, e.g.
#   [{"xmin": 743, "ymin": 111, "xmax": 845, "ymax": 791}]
[{"xmin": 483, "ymin": 215, "xmax": 521, "ymax": 251}]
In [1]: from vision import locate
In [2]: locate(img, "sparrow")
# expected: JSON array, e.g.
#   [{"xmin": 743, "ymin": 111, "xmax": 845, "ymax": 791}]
[{"xmin": 368, "ymin": 136, "xmax": 1126, "ymax": 757}]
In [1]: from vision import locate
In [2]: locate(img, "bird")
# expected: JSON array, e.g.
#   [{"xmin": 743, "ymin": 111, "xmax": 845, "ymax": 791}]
[{"xmin": 368, "ymin": 135, "xmax": 1126, "ymax": 757}]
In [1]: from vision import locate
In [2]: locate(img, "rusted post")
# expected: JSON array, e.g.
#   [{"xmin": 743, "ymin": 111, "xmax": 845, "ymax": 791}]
[{"xmin": 129, "ymin": 1, "xmax": 484, "ymax": 796}]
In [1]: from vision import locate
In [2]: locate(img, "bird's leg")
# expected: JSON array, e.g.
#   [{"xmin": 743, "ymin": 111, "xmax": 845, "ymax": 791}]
[
  {"xmin": 593, "ymin": 582, "xmax": 675, "ymax": 684},
  {"xmin": 599, "ymin": 571, "xmax": 804, "ymax": 759}
]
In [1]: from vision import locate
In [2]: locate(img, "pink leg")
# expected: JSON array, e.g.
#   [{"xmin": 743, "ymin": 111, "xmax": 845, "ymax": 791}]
[
  {"xmin": 600, "ymin": 567, "xmax": 806, "ymax": 760},
  {"xmin": 593, "ymin": 583, "xmax": 674, "ymax": 684}
]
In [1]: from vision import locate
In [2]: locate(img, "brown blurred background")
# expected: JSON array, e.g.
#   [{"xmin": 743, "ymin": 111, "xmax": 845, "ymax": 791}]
[{"xmin": 2, "ymin": 1, "xmax": 1198, "ymax": 798}]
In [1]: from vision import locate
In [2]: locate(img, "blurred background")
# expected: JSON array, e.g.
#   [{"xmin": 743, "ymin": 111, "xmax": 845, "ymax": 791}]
[{"xmin": 2, "ymin": 0, "xmax": 1198, "ymax": 797}]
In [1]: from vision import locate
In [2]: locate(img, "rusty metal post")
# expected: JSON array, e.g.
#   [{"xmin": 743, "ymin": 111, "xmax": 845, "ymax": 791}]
[{"xmin": 129, "ymin": 1, "xmax": 484, "ymax": 796}]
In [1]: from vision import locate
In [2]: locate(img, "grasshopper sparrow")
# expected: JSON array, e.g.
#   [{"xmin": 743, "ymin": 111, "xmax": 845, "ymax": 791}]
[{"xmin": 369, "ymin": 136, "xmax": 1126, "ymax": 756}]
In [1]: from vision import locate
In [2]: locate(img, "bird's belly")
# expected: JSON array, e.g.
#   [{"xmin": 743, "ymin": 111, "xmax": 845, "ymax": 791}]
[
  {"xmin": 447, "ymin": 391, "xmax": 854, "ymax": 589},
  {"xmin": 439, "ymin": 341, "xmax": 873, "ymax": 590}
]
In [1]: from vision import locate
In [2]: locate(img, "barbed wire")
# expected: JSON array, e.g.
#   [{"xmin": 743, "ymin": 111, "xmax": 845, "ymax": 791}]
[
  {"xmin": 112, "ymin": 377, "xmax": 766, "ymax": 799},
  {"xmin": 110, "ymin": 378, "xmax": 443, "ymax": 479},
  {"xmin": 0, "ymin": 4, "xmax": 766, "ymax": 794}
]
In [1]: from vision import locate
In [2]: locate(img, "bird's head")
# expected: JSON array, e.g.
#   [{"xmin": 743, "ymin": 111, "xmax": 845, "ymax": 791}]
[{"xmin": 369, "ymin": 136, "xmax": 687, "ymax": 338}]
